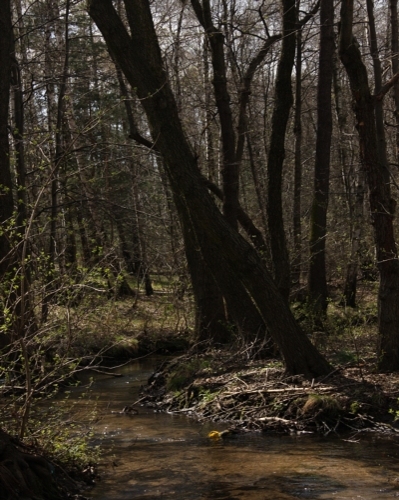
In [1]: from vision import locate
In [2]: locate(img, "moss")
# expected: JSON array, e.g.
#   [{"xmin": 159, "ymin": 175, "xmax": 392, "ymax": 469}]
[{"xmin": 302, "ymin": 394, "xmax": 342, "ymax": 416}]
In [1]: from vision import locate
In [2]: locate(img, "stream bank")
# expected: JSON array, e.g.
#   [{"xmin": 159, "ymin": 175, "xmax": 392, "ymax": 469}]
[{"xmin": 139, "ymin": 349, "xmax": 399, "ymax": 437}]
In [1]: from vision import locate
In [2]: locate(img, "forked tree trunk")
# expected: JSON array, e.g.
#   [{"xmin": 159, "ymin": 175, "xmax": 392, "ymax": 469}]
[{"xmin": 88, "ymin": 0, "xmax": 332, "ymax": 377}]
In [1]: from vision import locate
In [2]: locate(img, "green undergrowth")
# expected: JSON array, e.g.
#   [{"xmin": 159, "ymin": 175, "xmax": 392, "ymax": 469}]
[
  {"xmin": 45, "ymin": 279, "xmax": 194, "ymax": 360},
  {"xmin": 1, "ymin": 393, "xmax": 101, "ymax": 472},
  {"xmin": 292, "ymin": 285, "xmax": 379, "ymax": 370}
]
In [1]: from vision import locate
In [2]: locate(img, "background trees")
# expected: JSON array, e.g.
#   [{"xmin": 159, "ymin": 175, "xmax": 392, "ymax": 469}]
[{"xmin": 1, "ymin": 0, "xmax": 399, "ymax": 374}]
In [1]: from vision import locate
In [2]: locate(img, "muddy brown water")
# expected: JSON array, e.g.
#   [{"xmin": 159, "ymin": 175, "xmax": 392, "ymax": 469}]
[{"xmin": 67, "ymin": 357, "xmax": 399, "ymax": 499}]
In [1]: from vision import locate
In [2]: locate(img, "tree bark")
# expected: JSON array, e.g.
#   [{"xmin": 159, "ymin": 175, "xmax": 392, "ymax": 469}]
[
  {"xmin": 190, "ymin": 0, "xmax": 239, "ymax": 229},
  {"xmin": 342, "ymin": 167, "xmax": 365, "ymax": 307},
  {"xmin": 332, "ymin": 43, "xmax": 364, "ymax": 308},
  {"xmin": 308, "ymin": 0, "xmax": 334, "ymax": 316},
  {"xmin": 115, "ymin": 63, "xmax": 153, "ymax": 295},
  {"xmin": 0, "ymin": 0, "xmax": 14, "ymax": 281},
  {"xmin": 266, "ymin": 0, "xmax": 296, "ymax": 301},
  {"xmin": 292, "ymin": 2, "xmax": 303, "ymax": 292},
  {"xmin": 42, "ymin": 0, "xmax": 71, "ymax": 322},
  {"xmin": 390, "ymin": 0, "xmax": 399, "ymax": 159}
]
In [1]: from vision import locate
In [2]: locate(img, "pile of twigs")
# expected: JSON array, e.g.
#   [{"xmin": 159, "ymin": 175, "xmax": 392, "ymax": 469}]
[{"xmin": 138, "ymin": 352, "xmax": 399, "ymax": 437}]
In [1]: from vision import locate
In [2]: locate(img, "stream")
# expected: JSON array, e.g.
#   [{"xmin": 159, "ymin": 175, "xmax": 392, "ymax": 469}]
[{"xmin": 67, "ymin": 357, "xmax": 399, "ymax": 499}]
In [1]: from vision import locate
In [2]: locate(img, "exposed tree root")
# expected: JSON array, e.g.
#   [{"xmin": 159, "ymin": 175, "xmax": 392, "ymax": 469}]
[{"xmin": 0, "ymin": 429, "xmax": 85, "ymax": 500}]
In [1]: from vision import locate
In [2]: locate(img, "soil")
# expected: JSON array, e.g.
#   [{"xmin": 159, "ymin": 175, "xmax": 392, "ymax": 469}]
[{"xmin": 138, "ymin": 349, "xmax": 399, "ymax": 438}]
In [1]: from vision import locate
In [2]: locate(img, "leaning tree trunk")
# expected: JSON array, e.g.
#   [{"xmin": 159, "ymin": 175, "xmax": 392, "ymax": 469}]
[
  {"xmin": 88, "ymin": 0, "xmax": 332, "ymax": 377},
  {"xmin": 339, "ymin": 0, "xmax": 399, "ymax": 372}
]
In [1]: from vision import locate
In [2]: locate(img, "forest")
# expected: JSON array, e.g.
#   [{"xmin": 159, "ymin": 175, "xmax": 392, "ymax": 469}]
[{"xmin": 1, "ymin": 0, "xmax": 399, "ymax": 498}]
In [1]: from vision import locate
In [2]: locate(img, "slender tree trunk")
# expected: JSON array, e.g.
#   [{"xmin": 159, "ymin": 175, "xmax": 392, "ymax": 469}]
[
  {"xmin": 0, "ymin": 0, "xmax": 15, "ymax": 318},
  {"xmin": 0, "ymin": 0, "xmax": 13, "ymax": 252},
  {"xmin": 292, "ymin": 4, "xmax": 303, "ymax": 293},
  {"xmin": 332, "ymin": 46, "xmax": 364, "ymax": 307},
  {"xmin": 88, "ymin": 0, "xmax": 332, "ymax": 377},
  {"xmin": 339, "ymin": 0, "xmax": 399, "ymax": 372},
  {"xmin": 247, "ymin": 136, "xmax": 268, "ymax": 243},
  {"xmin": 131, "ymin": 166, "xmax": 154, "ymax": 296},
  {"xmin": 42, "ymin": 0, "xmax": 70, "ymax": 321},
  {"xmin": 203, "ymin": 39, "xmax": 218, "ymax": 183},
  {"xmin": 266, "ymin": 0, "xmax": 296, "ymax": 301},
  {"xmin": 390, "ymin": 0, "xmax": 399, "ymax": 159},
  {"xmin": 236, "ymin": 35, "xmax": 281, "ymax": 168},
  {"xmin": 308, "ymin": 0, "xmax": 334, "ymax": 316},
  {"xmin": 342, "ymin": 167, "xmax": 365, "ymax": 307},
  {"xmin": 190, "ymin": 0, "xmax": 239, "ymax": 230},
  {"xmin": 10, "ymin": 21, "xmax": 38, "ymax": 337},
  {"xmin": 115, "ymin": 63, "xmax": 154, "ymax": 295}
]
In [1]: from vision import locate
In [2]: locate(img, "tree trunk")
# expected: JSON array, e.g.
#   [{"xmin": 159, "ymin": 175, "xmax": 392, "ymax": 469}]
[
  {"xmin": 390, "ymin": 0, "xmax": 399, "ymax": 159},
  {"xmin": 266, "ymin": 0, "xmax": 296, "ymax": 301},
  {"xmin": 292, "ymin": 3, "xmax": 303, "ymax": 293},
  {"xmin": 342, "ymin": 167, "xmax": 365, "ymax": 307},
  {"xmin": 0, "ymin": 0, "xmax": 14, "ymax": 281},
  {"xmin": 190, "ymin": 0, "xmax": 239, "ymax": 230},
  {"xmin": 115, "ymin": 64, "xmax": 154, "ymax": 295},
  {"xmin": 88, "ymin": 0, "xmax": 332, "ymax": 377},
  {"xmin": 0, "ymin": 0, "xmax": 15, "ymax": 342},
  {"xmin": 42, "ymin": 0, "xmax": 70, "ymax": 321},
  {"xmin": 332, "ymin": 43, "xmax": 364, "ymax": 308},
  {"xmin": 308, "ymin": 0, "xmax": 334, "ymax": 316},
  {"xmin": 339, "ymin": 0, "xmax": 399, "ymax": 372},
  {"xmin": 183, "ymin": 224, "xmax": 230, "ymax": 345}
]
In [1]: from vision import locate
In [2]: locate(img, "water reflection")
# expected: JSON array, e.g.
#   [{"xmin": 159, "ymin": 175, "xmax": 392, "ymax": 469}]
[{"xmin": 69, "ymin": 359, "xmax": 399, "ymax": 499}]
